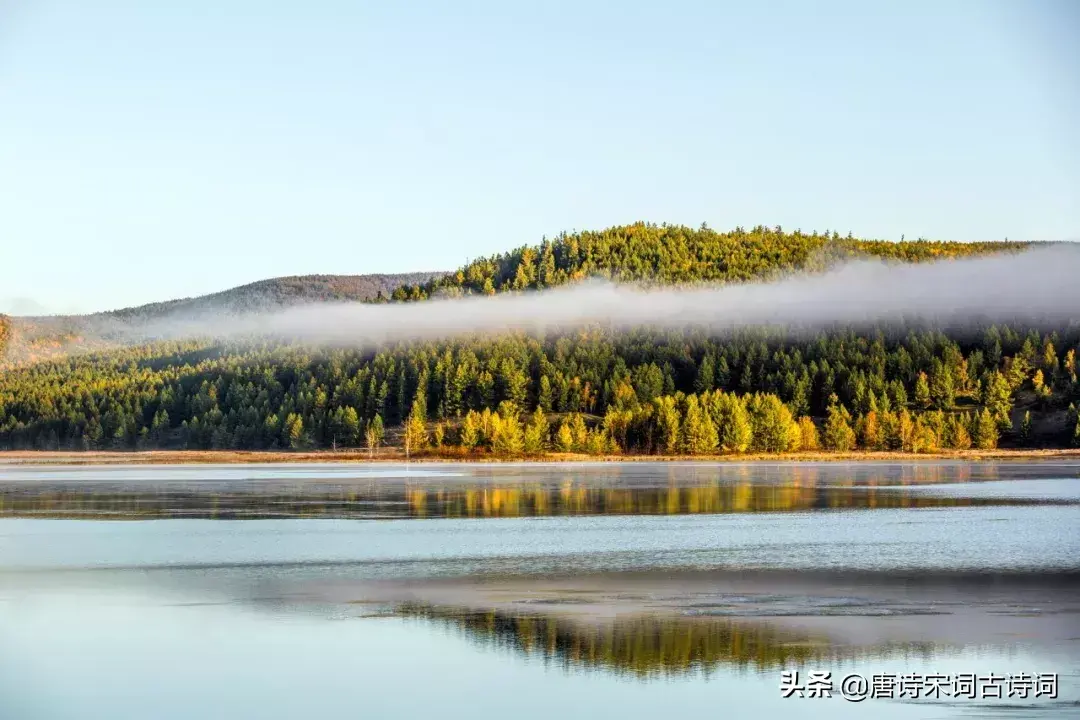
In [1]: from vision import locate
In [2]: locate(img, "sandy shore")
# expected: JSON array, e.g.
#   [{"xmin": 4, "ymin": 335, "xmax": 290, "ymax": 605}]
[{"xmin": 2, "ymin": 448, "xmax": 1080, "ymax": 465}]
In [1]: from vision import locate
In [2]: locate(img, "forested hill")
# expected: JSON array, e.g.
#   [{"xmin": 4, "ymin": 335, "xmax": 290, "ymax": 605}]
[
  {"xmin": 3, "ymin": 224, "xmax": 1077, "ymax": 456},
  {"xmin": 388, "ymin": 223, "xmax": 1030, "ymax": 300}
]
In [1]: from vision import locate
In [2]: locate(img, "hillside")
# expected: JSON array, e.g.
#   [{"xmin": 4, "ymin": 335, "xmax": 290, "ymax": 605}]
[
  {"xmin": 389, "ymin": 223, "xmax": 1030, "ymax": 300},
  {"xmin": 2, "ymin": 271, "xmax": 442, "ymax": 364},
  {"xmin": 1, "ymin": 224, "xmax": 1076, "ymax": 456}
]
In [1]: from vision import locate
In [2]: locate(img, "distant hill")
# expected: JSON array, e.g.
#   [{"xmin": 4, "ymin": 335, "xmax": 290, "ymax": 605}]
[
  {"xmin": 2, "ymin": 271, "xmax": 443, "ymax": 364},
  {"xmin": 103, "ymin": 272, "xmax": 442, "ymax": 320}
]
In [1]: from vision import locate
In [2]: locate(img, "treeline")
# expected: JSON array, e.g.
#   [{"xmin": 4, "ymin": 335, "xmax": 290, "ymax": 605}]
[
  {"xmin": 386, "ymin": 223, "xmax": 1029, "ymax": 300},
  {"xmin": 1, "ymin": 322, "xmax": 1078, "ymax": 453}
]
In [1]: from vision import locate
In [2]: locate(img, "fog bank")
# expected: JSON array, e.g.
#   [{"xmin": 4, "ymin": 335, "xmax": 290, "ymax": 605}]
[{"xmin": 105, "ymin": 245, "xmax": 1080, "ymax": 346}]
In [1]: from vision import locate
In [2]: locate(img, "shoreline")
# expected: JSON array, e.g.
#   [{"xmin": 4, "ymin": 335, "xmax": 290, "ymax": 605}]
[{"xmin": 2, "ymin": 448, "xmax": 1079, "ymax": 465}]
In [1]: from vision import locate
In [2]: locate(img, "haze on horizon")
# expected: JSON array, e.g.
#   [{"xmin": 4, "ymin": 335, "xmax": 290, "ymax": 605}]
[{"xmin": 1, "ymin": 0, "xmax": 1078, "ymax": 315}]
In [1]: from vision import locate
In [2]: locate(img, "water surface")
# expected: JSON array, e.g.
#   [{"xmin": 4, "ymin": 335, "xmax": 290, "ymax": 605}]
[{"xmin": 1, "ymin": 461, "xmax": 1078, "ymax": 718}]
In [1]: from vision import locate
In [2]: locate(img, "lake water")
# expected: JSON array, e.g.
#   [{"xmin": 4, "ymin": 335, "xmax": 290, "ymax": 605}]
[{"xmin": 1, "ymin": 461, "xmax": 1078, "ymax": 719}]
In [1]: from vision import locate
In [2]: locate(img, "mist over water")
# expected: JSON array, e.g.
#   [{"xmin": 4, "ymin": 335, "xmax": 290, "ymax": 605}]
[{"xmin": 46, "ymin": 245, "xmax": 1080, "ymax": 349}]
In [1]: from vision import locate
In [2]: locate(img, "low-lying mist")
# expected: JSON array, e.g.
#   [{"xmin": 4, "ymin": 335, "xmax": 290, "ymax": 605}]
[{"xmin": 28, "ymin": 245, "xmax": 1080, "ymax": 353}]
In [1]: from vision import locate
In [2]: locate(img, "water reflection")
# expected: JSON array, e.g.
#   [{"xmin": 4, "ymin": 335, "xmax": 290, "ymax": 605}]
[
  {"xmin": 2, "ymin": 474, "xmax": 1071, "ymax": 520},
  {"xmin": 401, "ymin": 605, "xmax": 950, "ymax": 677}
]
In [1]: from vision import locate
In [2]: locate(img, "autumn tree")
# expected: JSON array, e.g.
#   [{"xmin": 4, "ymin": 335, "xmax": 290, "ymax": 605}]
[{"xmin": 822, "ymin": 404, "xmax": 856, "ymax": 452}]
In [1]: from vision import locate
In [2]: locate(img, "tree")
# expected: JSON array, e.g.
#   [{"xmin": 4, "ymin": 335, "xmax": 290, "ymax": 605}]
[
  {"xmin": 797, "ymin": 416, "xmax": 819, "ymax": 451},
  {"xmin": 284, "ymin": 413, "xmax": 305, "ymax": 449},
  {"xmin": 973, "ymin": 408, "xmax": 998, "ymax": 449},
  {"xmin": 403, "ymin": 408, "xmax": 427, "ymax": 459},
  {"xmin": 912, "ymin": 417, "xmax": 938, "ymax": 453},
  {"xmin": 432, "ymin": 422, "xmax": 445, "ymax": 448},
  {"xmin": 929, "ymin": 362, "xmax": 954, "ymax": 409},
  {"xmin": 982, "ymin": 371, "xmax": 1013, "ymax": 430},
  {"xmin": 708, "ymin": 391, "xmax": 752, "ymax": 453},
  {"xmin": 538, "ymin": 375, "xmax": 553, "ymax": 413},
  {"xmin": 555, "ymin": 418, "xmax": 574, "ymax": 453},
  {"xmin": 652, "ymin": 396, "xmax": 681, "ymax": 454},
  {"xmin": 1073, "ymin": 415, "xmax": 1080, "ymax": 448},
  {"xmin": 856, "ymin": 411, "xmax": 884, "ymax": 450},
  {"xmin": 523, "ymin": 407, "xmax": 548, "ymax": 454},
  {"xmin": 569, "ymin": 413, "xmax": 588, "ymax": 451},
  {"xmin": 1019, "ymin": 411, "xmax": 1032, "ymax": 444},
  {"xmin": 946, "ymin": 414, "xmax": 972, "ymax": 450},
  {"xmin": 694, "ymin": 354, "xmax": 715, "ymax": 394},
  {"xmin": 822, "ymin": 404, "xmax": 855, "ymax": 452},
  {"xmin": 681, "ymin": 395, "xmax": 718, "ymax": 454},
  {"xmin": 1033, "ymin": 370, "xmax": 1052, "ymax": 406},
  {"xmin": 746, "ymin": 394, "xmax": 799, "ymax": 452},
  {"xmin": 491, "ymin": 411, "xmax": 524, "ymax": 455},
  {"xmin": 914, "ymin": 372, "xmax": 931, "ymax": 410},
  {"xmin": 460, "ymin": 410, "xmax": 481, "ymax": 450}
]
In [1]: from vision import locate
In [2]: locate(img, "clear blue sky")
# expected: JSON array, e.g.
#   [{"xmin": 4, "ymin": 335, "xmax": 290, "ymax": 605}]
[{"xmin": 1, "ymin": 0, "xmax": 1077, "ymax": 314}]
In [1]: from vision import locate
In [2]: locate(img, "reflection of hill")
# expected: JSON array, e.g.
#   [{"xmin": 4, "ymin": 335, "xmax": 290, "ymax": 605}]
[
  {"xmin": 401, "ymin": 605, "xmax": 944, "ymax": 677},
  {"xmin": 2, "ymin": 476, "xmax": 1067, "ymax": 520}
]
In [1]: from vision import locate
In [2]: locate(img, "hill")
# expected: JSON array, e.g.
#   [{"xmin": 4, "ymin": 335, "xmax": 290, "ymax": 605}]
[
  {"xmin": 388, "ymin": 223, "xmax": 1031, "ymax": 300},
  {"xmin": 2, "ymin": 271, "xmax": 442, "ymax": 364},
  {"xmin": 1, "ymin": 223, "xmax": 1076, "ymax": 456}
]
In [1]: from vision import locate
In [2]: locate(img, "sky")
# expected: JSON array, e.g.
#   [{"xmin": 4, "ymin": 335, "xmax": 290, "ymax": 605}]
[{"xmin": 1, "ymin": 0, "xmax": 1077, "ymax": 314}]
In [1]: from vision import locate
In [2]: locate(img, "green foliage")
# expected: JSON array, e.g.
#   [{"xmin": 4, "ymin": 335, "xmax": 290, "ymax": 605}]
[
  {"xmin": 0, "ymin": 223, "xmax": 1068, "ymax": 455},
  {"xmin": 973, "ymin": 409, "xmax": 999, "ymax": 450},
  {"xmin": 390, "ymin": 223, "xmax": 1025, "ymax": 300},
  {"xmin": 822, "ymin": 404, "xmax": 856, "ymax": 452}
]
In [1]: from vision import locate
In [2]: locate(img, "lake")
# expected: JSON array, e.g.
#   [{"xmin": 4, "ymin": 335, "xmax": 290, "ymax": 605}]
[{"xmin": 1, "ymin": 461, "xmax": 1078, "ymax": 718}]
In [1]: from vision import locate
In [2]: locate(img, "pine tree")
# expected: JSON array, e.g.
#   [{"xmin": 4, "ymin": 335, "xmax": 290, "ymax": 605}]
[
  {"xmin": 569, "ymin": 413, "xmax": 588, "ymax": 451},
  {"xmin": 523, "ymin": 407, "xmax": 548, "ymax": 454},
  {"xmin": 746, "ymin": 393, "xmax": 799, "ymax": 452},
  {"xmin": 914, "ymin": 372, "xmax": 931, "ymax": 410},
  {"xmin": 538, "ymin": 375, "xmax": 553, "ymax": 413},
  {"xmin": 982, "ymin": 370, "xmax": 1013, "ymax": 430},
  {"xmin": 555, "ymin": 418, "xmax": 575, "ymax": 453},
  {"xmin": 681, "ymin": 395, "xmax": 718, "ymax": 454},
  {"xmin": 1073, "ymin": 416, "xmax": 1080, "ymax": 448},
  {"xmin": 710, "ymin": 391, "xmax": 752, "ymax": 453},
  {"xmin": 857, "ymin": 411, "xmax": 884, "ymax": 450},
  {"xmin": 694, "ymin": 354, "xmax": 715, "ymax": 395},
  {"xmin": 929, "ymin": 361, "xmax": 954, "ymax": 409},
  {"xmin": 491, "ymin": 411, "xmax": 523, "ymax": 456},
  {"xmin": 653, "ymin": 396, "xmax": 681, "ymax": 454},
  {"xmin": 460, "ymin": 410, "xmax": 481, "ymax": 450},
  {"xmin": 284, "ymin": 413, "xmax": 304, "ymax": 449},
  {"xmin": 947, "ymin": 415, "xmax": 972, "ymax": 450},
  {"xmin": 822, "ymin": 404, "xmax": 856, "ymax": 452},
  {"xmin": 403, "ymin": 405, "xmax": 427, "ymax": 459},
  {"xmin": 973, "ymin": 408, "xmax": 998, "ymax": 449}
]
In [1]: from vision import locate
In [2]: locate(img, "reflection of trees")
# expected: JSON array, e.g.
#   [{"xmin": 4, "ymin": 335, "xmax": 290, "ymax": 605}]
[
  {"xmin": 401, "ymin": 605, "xmax": 945, "ymax": 677},
  {"xmin": 0, "ymin": 476, "xmax": 1057, "ymax": 520}
]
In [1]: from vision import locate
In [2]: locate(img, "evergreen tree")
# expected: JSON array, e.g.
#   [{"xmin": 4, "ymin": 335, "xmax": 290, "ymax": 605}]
[
  {"xmin": 982, "ymin": 371, "xmax": 1014, "ymax": 430},
  {"xmin": 973, "ymin": 409, "xmax": 999, "ymax": 449},
  {"xmin": 523, "ymin": 407, "xmax": 548, "ymax": 454},
  {"xmin": 284, "ymin": 413, "xmax": 305, "ymax": 450},
  {"xmin": 694, "ymin": 354, "xmax": 715, "ymax": 395},
  {"xmin": 555, "ymin": 418, "xmax": 574, "ymax": 453},
  {"xmin": 460, "ymin": 410, "xmax": 481, "ymax": 450},
  {"xmin": 681, "ymin": 395, "xmax": 718, "ymax": 454},
  {"xmin": 914, "ymin": 371, "xmax": 931, "ymax": 410},
  {"xmin": 822, "ymin": 404, "xmax": 856, "ymax": 452}
]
